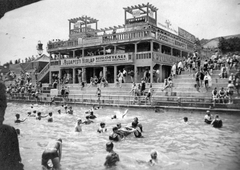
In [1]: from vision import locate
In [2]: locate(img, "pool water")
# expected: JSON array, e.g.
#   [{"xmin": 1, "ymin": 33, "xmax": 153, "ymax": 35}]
[{"xmin": 4, "ymin": 102, "xmax": 240, "ymax": 170}]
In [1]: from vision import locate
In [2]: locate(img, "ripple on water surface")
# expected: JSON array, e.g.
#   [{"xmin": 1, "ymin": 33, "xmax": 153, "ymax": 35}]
[{"xmin": 4, "ymin": 102, "xmax": 240, "ymax": 170}]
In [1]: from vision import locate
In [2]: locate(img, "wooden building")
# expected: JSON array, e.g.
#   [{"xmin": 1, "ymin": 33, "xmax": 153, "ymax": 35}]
[{"xmin": 47, "ymin": 3, "xmax": 195, "ymax": 84}]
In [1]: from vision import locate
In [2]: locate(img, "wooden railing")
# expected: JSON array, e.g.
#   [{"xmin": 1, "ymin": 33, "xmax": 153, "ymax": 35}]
[
  {"xmin": 38, "ymin": 63, "xmax": 50, "ymax": 81},
  {"xmin": 135, "ymin": 52, "xmax": 152, "ymax": 60}
]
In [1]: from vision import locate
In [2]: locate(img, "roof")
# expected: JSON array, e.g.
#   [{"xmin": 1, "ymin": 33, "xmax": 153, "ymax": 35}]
[{"xmin": 33, "ymin": 54, "xmax": 50, "ymax": 62}]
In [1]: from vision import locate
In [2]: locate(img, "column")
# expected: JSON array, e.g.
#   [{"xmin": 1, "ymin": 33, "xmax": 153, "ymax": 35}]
[
  {"xmin": 150, "ymin": 65, "xmax": 153, "ymax": 84},
  {"xmin": 134, "ymin": 65, "xmax": 137, "ymax": 83},
  {"xmin": 159, "ymin": 65, "xmax": 163, "ymax": 83},
  {"xmin": 114, "ymin": 65, "xmax": 117, "ymax": 83},
  {"xmin": 134, "ymin": 43, "xmax": 138, "ymax": 83},
  {"xmin": 82, "ymin": 67, "xmax": 86, "ymax": 83},
  {"xmin": 73, "ymin": 68, "xmax": 75, "ymax": 84},
  {"xmin": 159, "ymin": 44, "xmax": 161, "ymax": 53},
  {"xmin": 103, "ymin": 66, "xmax": 107, "ymax": 78},
  {"xmin": 73, "ymin": 50, "xmax": 76, "ymax": 58},
  {"xmin": 59, "ymin": 69, "xmax": 62, "ymax": 80},
  {"xmin": 170, "ymin": 48, "xmax": 173, "ymax": 56},
  {"xmin": 103, "ymin": 46, "xmax": 106, "ymax": 55},
  {"xmin": 114, "ymin": 45, "xmax": 117, "ymax": 54},
  {"xmin": 150, "ymin": 41, "xmax": 153, "ymax": 52},
  {"xmin": 82, "ymin": 48, "xmax": 85, "ymax": 57},
  {"xmin": 49, "ymin": 71, "xmax": 52, "ymax": 84}
]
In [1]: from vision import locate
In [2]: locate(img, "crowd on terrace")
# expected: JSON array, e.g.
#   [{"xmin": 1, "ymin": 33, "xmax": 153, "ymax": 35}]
[{"xmin": 6, "ymin": 72, "xmax": 42, "ymax": 100}]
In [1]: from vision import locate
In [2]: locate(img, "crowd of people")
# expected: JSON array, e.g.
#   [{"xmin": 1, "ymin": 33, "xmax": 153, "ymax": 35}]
[{"xmin": 0, "ymin": 79, "xmax": 227, "ymax": 170}]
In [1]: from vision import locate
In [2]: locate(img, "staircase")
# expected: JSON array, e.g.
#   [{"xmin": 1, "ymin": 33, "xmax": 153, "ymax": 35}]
[{"xmin": 38, "ymin": 63, "xmax": 50, "ymax": 83}]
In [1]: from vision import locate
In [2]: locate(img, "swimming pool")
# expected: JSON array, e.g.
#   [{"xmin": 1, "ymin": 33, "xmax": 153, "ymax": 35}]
[{"xmin": 4, "ymin": 102, "xmax": 240, "ymax": 170}]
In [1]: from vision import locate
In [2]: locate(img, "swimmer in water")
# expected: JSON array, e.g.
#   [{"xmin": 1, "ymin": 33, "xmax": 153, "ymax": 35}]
[
  {"xmin": 75, "ymin": 118, "xmax": 82, "ymax": 132},
  {"xmin": 41, "ymin": 138, "xmax": 62, "ymax": 170},
  {"xmin": 104, "ymin": 142, "xmax": 120, "ymax": 168},
  {"xmin": 86, "ymin": 111, "xmax": 97, "ymax": 119},
  {"xmin": 36, "ymin": 112, "xmax": 48, "ymax": 120},
  {"xmin": 57, "ymin": 109, "xmax": 61, "ymax": 114},
  {"xmin": 82, "ymin": 117, "xmax": 94, "ymax": 125},
  {"xmin": 67, "ymin": 106, "xmax": 73, "ymax": 115},
  {"xmin": 47, "ymin": 112, "xmax": 53, "ymax": 122},
  {"xmin": 111, "ymin": 109, "xmax": 128, "ymax": 119},
  {"xmin": 211, "ymin": 115, "xmax": 223, "ymax": 128},
  {"xmin": 109, "ymin": 127, "xmax": 124, "ymax": 141},
  {"xmin": 204, "ymin": 110, "xmax": 213, "ymax": 124},
  {"xmin": 149, "ymin": 151, "xmax": 158, "ymax": 166},
  {"xmin": 131, "ymin": 121, "xmax": 143, "ymax": 138},
  {"xmin": 15, "ymin": 114, "xmax": 27, "ymax": 123},
  {"xmin": 97, "ymin": 122, "xmax": 107, "ymax": 133},
  {"xmin": 131, "ymin": 117, "xmax": 143, "ymax": 132},
  {"xmin": 183, "ymin": 117, "xmax": 188, "ymax": 123}
]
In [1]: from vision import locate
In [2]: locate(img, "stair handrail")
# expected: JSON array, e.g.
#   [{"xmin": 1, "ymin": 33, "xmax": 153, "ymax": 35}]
[{"xmin": 38, "ymin": 63, "xmax": 50, "ymax": 81}]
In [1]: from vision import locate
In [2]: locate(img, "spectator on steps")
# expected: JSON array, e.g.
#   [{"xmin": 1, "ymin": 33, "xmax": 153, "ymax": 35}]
[
  {"xmin": 212, "ymin": 87, "xmax": 219, "ymax": 106},
  {"xmin": 161, "ymin": 77, "xmax": 173, "ymax": 92},
  {"xmin": 227, "ymin": 81, "xmax": 235, "ymax": 104},
  {"xmin": 218, "ymin": 87, "xmax": 226, "ymax": 103}
]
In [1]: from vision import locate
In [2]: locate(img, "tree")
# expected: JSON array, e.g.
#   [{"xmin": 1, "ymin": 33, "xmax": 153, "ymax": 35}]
[{"xmin": 9, "ymin": 60, "xmax": 13, "ymax": 64}]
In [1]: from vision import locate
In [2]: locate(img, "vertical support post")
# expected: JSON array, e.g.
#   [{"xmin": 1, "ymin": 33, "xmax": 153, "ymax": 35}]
[
  {"xmin": 114, "ymin": 65, "xmax": 117, "ymax": 83},
  {"xmin": 159, "ymin": 65, "xmax": 163, "ymax": 82},
  {"xmin": 150, "ymin": 64, "xmax": 153, "ymax": 84},
  {"xmin": 82, "ymin": 48, "xmax": 85, "ymax": 57},
  {"xmin": 103, "ymin": 66, "xmax": 106, "ymax": 78},
  {"xmin": 49, "ymin": 71, "xmax": 52, "ymax": 85},
  {"xmin": 73, "ymin": 50, "xmax": 76, "ymax": 58},
  {"xmin": 82, "ymin": 67, "xmax": 86, "ymax": 83},
  {"xmin": 114, "ymin": 45, "xmax": 117, "ymax": 54},
  {"xmin": 73, "ymin": 68, "xmax": 75, "ymax": 84},
  {"xmin": 150, "ymin": 41, "xmax": 153, "ymax": 52},
  {"xmin": 103, "ymin": 46, "xmax": 106, "ymax": 55},
  {"xmin": 134, "ymin": 43, "xmax": 138, "ymax": 83}
]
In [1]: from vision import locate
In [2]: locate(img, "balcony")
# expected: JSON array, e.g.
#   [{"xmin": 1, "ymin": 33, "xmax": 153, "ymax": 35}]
[{"xmin": 47, "ymin": 28, "xmax": 154, "ymax": 51}]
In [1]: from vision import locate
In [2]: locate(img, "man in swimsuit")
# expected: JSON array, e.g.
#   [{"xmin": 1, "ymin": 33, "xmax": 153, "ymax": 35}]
[
  {"xmin": 0, "ymin": 82, "xmax": 24, "ymax": 170},
  {"xmin": 15, "ymin": 113, "xmax": 27, "ymax": 123},
  {"xmin": 109, "ymin": 127, "xmax": 124, "ymax": 142},
  {"xmin": 83, "ymin": 117, "xmax": 94, "ymax": 125},
  {"xmin": 36, "ymin": 112, "xmax": 48, "ymax": 120},
  {"xmin": 132, "ymin": 117, "xmax": 143, "ymax": 132},
  {"xmin": 104, "ymin": 142, "xmax": 120, "ymax": 168},
  {"xmin": 42, "ymin": 138, "xmax": 62, "ymax": 170},
  {"xmin": 86, "ymin": 111, "xmax": 97, "ymax": 119}
]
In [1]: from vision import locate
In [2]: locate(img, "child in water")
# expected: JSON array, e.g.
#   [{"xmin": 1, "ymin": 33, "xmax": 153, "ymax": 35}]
[
  {"xmin": 75, "ymin": 118, "xmax": 82, "ymax": 132},
  {"xmin": 97, "ymin": 122, "xmax": 107, "ymax": 133},
  {"xmin": 68, "ymin": 106, "xmax": 73, "ymax": 115},
  {"xmin": 36, "ymin": 112, "xmax": 48, "ymax": 120}
]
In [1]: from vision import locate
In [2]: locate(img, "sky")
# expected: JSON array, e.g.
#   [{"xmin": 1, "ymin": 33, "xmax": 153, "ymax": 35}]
[{"xmin": 0, "ymin": 0, "xmax": 239, "ymax": 65}]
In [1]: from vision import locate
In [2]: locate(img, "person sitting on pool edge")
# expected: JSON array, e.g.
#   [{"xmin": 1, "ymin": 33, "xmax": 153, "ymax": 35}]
[
  {"xmin": 104, "ymin": 142, "xmax": 120, "ymax": 168},
  {"xmin": 109, "ymin": 126, "xmax": 124, "ymax": 142},
  {"xmin": 36, "ymin": 112, "xmax": 48, "ymax": 120},
  {"xmin": 75, "ymin": 118, "xmax": 82, "ymax": 132},
  {"xmin": 41, "ymin": 138, "xmax": 62, "ymax": 170},
  {"xmin": 0, "ymin": 82, "xmax": 24, "ymax": 170},
  {"xmin": 97, "ymin": 122, "xmax": 107, "ymax": 133},
  {"xmin": 48, "ymin": 112, "xmax": 53, "ymax": 122},
  {"xmin": 211, "ymin": 115, "xmax": 223, "ymax": 128},
  {"xmin": 204, "ymin": 110, "xmax": 213, "ymax": 124},
  {"xmin": 15, "ymin": 113, "xmax": 27, "ymax": 123}
]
